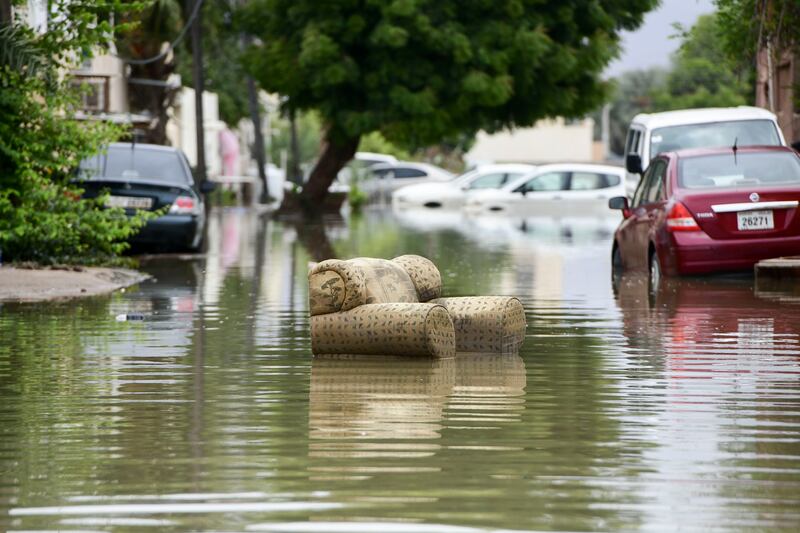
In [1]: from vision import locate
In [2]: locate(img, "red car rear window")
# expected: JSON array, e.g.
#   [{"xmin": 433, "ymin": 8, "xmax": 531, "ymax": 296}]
[{"xmin": 678, "ymin": 151, "xmax": 800, "ymax": 189}]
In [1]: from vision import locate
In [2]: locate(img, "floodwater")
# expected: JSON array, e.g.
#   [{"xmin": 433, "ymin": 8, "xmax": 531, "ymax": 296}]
[{"xmin": 1, "ymin": 207, "xmax": 799, "ymax": 532}]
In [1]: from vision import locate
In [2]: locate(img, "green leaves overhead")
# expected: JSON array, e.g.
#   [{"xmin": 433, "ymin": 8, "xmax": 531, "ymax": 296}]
[{"xmin": 243, "ymin": 0, "xmax": 656, "ymax": 147}]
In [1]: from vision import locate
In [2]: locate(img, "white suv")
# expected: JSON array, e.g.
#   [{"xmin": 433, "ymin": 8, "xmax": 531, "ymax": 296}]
[{"xmin": 624, "ymin": 106, "xmax": 786, "ymax": 195}]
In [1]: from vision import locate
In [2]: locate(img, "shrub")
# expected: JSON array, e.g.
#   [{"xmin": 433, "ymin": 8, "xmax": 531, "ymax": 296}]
[{"xmin": 1, "ymin": 8, "xmax": 150, "ymax": 265}]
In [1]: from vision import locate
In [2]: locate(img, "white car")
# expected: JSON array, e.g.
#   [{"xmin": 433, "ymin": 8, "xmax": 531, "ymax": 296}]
[
  {"xmin": 623, "ymin": 106, "xmax": 785, "ymax": 195},
  {"xmin": 354, "ymin": 151, "xmax": 398, "ymax": 167},
  {"xmin": 360, "ymin": 161, "xmax": 454, "ymax": 201},
  {"xmin": 464, "ymin": 163, "xmax": 626, "ymax": 217},
  {"xmin": 392, "ymin": 163, "xmax": 536, "ymax": 209}
]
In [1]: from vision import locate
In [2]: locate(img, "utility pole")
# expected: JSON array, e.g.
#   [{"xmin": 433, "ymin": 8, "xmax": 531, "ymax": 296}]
[
  {"xmin": 188, "ymin": 0, "xmax": 206, "ymax": 185},
  {"xmin": 289, "ymin": 107, "xmax": 302, "ymax": 185},
  {"xmin": 247, "ymin": 76, "xmax": 270, "ymax": 202}
]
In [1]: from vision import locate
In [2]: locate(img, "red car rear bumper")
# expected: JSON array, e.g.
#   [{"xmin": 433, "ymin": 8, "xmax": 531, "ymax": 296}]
[{"xmin": 665, "ymin": 230, "xmax": 800, "ymax": 275}]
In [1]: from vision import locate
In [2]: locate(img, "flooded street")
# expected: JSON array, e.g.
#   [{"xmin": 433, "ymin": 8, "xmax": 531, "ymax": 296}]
[{"xmin": 1, "ymin": 207, "xmax": 799, "ymax": 532}]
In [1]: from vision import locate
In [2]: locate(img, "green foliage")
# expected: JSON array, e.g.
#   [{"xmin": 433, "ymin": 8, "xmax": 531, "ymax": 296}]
[
  {"xmin": 598, "ymin": 13, "xmax": 751, "ymax": 155},
  {"xmin": 347, "ymin": 182, "xmax": 368, "ymax": 211},
  {"xmin": 599, "ymin": 69, "xmax": 667, "ymax": 155},
  {"xmin": 0, "ymin": 176, "xmax": 153, "ymax": 265},
  {"xmin": 0, "ymin": 2, "xmax": 150, "ymax": 265},
  {"xmin": 649, "ymin": 14, "xmax": 749, "ymax": 110},
  {"xmin": 175, "ymin": 0, "xmax": 251, "ymax": 127},
  {"xmin": 269, "ymin": 110, "xmax": 323, "ymax": 169},
  {"xmin": 716, "ymin": 0, "xmax": 800, "ymax": 65},
  {"xmin": 358, "ymin": 132, "xmax": 410, "ymax": 161},
  {"xmin": 242, "ymin": 0, "xmax": 657, "ymax": 149}
]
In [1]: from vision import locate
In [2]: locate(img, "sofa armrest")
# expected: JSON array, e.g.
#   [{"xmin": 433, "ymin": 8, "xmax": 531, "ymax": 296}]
[
  {"xmin": 430, "ymin": 296, "xmax": 526, "ymax": 354},
  {"xmin": 311, "ymin": 303, "xmax": 455, "ymax": 358},
  {"xmin": 308, "ymin": 259, "xmax": 368, "ymax": 315}
]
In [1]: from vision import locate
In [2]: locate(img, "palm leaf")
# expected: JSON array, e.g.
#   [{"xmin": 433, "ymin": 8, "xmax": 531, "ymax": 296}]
[{"xmin": 0, "ymin": 23, "xmax": 47, "ymax": 78}]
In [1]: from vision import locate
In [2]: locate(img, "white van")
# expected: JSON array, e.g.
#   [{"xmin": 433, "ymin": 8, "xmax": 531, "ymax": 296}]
[{"xmin": 623, "ymin": 106, "xmax": 786, "ymax": 194}]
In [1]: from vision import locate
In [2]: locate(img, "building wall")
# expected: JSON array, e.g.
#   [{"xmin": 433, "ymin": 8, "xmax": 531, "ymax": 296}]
[
  {"xmin": 755, "ymin": 48, "xmax": 800, "ymax": 145},
  {"xmin": 166, "ymin": 88, "xmax": 225, "ymax": 177},
  {"xmin": 465, "ymin": 118, "xmax": 595, "ymax": 166},
  {"xmin": 72, "ymin": 54, "xmax": 129, "ymax": 114}
]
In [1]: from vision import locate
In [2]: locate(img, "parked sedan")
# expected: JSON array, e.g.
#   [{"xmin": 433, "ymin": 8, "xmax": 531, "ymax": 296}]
[
  {"xmin": 609, "ymin": 146, "xmax": 800, "ymax": 282},
  {"xmin": 360, "ymin": 161, "xmax": 454, "ymax": 201},
  {"xmin": 392, "ymin": 164, "xmax": 536, "ymax": 209},
  {"xmin": 464, "ymin": 163, "xmax": 626, "ymax": 217},
  {"xmin": 77, "ymin": 143, "xmax": 214, "ymax": 252}
]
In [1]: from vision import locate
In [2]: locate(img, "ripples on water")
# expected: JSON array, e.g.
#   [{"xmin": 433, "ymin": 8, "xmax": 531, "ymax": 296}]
[{"xmin": 1, "ymin": 208, "xmax": 799, "ymax": 532}]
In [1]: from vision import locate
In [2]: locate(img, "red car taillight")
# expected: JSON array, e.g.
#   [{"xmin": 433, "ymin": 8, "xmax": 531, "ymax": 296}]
[
  {"xmin": 666, "ymin": 201, "xmax": 700, "ymax": 231},
  {"xmin": 169, "ymin": 196, "xmax": 201, "ymax": 215}
]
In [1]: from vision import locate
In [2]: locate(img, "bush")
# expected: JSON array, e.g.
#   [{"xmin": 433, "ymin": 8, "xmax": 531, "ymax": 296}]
[
  {"xmin": 0, "ymin": 15, "xmax": 151, "ymax": 266},
  {"xmin": 0, "ymin": 175, "xmax": 153, "ymax": 265}
]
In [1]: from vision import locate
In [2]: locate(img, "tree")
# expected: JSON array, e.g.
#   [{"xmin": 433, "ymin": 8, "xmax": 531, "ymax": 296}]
[
  {"xmin": 242, "ymin": 0, "xmax": 657, "ymax": 211},
  {"xmin": 650, "ymin": 14, "xmax": 750, "ymax": 110},
  {"xmin": 716, "ymin": 0, "xmax": 800, "ymax": 64},
  {"xmin": 0, "ymin": 1, "xmax": 153, "ymax": 264},
  {"xmin": 115, "ymin": 0, "xmax": 185, "ymax": 144},
  {"xmin": 598, "ymin": 13, "xmax": 752, "ymax": 156},
  {"xmin": 716, "ymin": 0, "xmax": 800, "ymax": 115},
  {"xmin": 595, "ymin": 68, "xmax": 667, "ymax": 156}
]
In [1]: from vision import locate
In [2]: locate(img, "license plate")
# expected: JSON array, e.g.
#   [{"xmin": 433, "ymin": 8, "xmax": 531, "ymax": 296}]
[
  {"xmin": 737, "ymin": 210, "xmax": 773, "ymax": 230},
  {"xmin": 106, "ymin": 195, "xmax": 153, "ymax": 209}
]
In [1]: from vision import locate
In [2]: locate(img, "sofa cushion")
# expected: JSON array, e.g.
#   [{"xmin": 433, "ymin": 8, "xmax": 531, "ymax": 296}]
[
  {"xmin": 310, "ymin": 302, "xmax": 456, "ymax": 358},
  {"xmin": 430, "ymin": 296, "xmax": 526, "ymax": 354},
  {"xmin": 392, "ymin": 255, "xmax": 442, "ymax": 301},
  {"xmin": 349, "ymin": 258, "xmax": 419, "ymax": 304}
]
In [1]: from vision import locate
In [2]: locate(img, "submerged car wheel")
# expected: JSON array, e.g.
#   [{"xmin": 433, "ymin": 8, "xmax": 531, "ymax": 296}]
[
  {"xmin": 611, "ymin": 243, "xmax": 623, "ymax": 287},
  {"xmin": 648, "ymin": 249, "xmax": 662, "ymax": 295}
]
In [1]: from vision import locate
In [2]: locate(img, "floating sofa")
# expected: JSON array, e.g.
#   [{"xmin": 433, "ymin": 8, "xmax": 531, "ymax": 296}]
[{"xmin": 308, "ymin": 255, "xmax": 526, "ymax": 357}]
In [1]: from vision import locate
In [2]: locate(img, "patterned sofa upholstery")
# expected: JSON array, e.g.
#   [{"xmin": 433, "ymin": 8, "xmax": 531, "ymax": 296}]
[{"xmin": 308, "ymin": 255, "xmax": 526, "ymax": 357}]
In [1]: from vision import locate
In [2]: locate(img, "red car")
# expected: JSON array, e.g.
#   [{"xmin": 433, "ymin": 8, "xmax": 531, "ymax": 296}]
[{"xmin": 609, "ymin": 145, "xmax": 800, "ymax": 281}]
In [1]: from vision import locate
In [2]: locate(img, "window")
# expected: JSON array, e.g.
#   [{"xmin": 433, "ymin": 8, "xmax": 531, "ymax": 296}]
[
  {"xmin": 70, "ymin": 75, "xmax": 110, "ymax": 113},
  {"xmin": 80, "ymin": 147, "xmax": 191, "ymax": 183},
  {"xmin": 631, "ymin": 161, "xmax": 663, "ymax": 208},
  {"xmin": 679, "ymin": 151, "xmax": 800, "ymax": 189},
  {"xmin": 467, "ymin": 173, "xmax": 507, "ymax": 190},
  {"xmin": 570, "ymin": 172, "xmax": 607, "ymax": 190},
  {"xmin": 515, "ymin": 172, "xmax": 569, "ymax": 193},
  {"xmin": 370, "ymin": 168, "xmax": 392, "ymax": 179},
  {"xmin": 632, "ymin": 159, "xmax": 667, "ymax": 206},
  {"xmin": 645, "ymin": 160, "xmax": 666, "ymax": 203},
  {"xmin": 626, "ymin": 128, "xmax": 643, "ymax": 156},
  {"xmin": 650, "ymin": 120, "xmax": 781, "ymax": 156},
  {"xmin": 393, "ymin": 167, "xmax": 427, "ymax": 178}
]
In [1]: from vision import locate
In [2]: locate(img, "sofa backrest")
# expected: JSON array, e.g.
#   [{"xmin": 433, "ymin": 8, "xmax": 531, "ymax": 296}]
[
  {"xmin": 392, "ymin": 255, "xmax": 442, "ymax": 302},
  {"xmin": 308, "ymin": 255, "xmax": 442, "ymax": 316},
  {"xmin": 350, "ymin": 258, "xmax": 418, "ymax": 305}
]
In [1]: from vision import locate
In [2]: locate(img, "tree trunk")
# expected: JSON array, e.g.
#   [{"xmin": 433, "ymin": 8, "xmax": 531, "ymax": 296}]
[
  {"xmin": 296, "ymin": 132, "xmax": 359, "ymax": 209},
  {"xmin": 1, "ymin": 0, "xmax": 12, "ymax": 25}
]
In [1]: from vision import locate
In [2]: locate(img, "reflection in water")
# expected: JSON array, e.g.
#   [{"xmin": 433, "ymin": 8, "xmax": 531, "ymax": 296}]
[
  {"xmin": 614, "ymin": 273, "xmax": 800, "ymax": 530},
  {"xmin": 309, "ymin": 354, "xmax": 527, "ymax": 462},
  {"xmin": 310, "ymin": 356, "xmax": 456, "ymax": 450},
  {"xmin": 1, "ymin": 208, "xmax": 800, "ymax": 531}
]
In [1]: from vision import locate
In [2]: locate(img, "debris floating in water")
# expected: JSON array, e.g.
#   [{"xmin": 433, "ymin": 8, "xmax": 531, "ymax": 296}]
[{"xmin": 115, "ymin": 313, "xmax": 146, "ymax": 322}]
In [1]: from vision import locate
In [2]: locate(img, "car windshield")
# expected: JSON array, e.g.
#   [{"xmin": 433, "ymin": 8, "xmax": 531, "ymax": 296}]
[
  {"xmin": 679, "ymin": 151, "xmax": 800, "ymax": 189},
  {"xmin": 79, "ymin": 147, "xmax": 190, "ymax": 183},
  {"xmin": 651, "ymin": 120, "xmax": 780, "ymax": 156}
]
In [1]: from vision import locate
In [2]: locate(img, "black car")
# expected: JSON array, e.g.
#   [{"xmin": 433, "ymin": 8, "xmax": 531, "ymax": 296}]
[{"xmin": 77, "ymin": 143, "xmax": 214, "ymax": 252}]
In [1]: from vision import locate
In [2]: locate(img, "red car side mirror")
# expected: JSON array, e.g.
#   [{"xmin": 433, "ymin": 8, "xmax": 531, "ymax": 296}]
[{"xmin": 609, "ymin": 196, "xmax": 632, "ymax": 219}]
